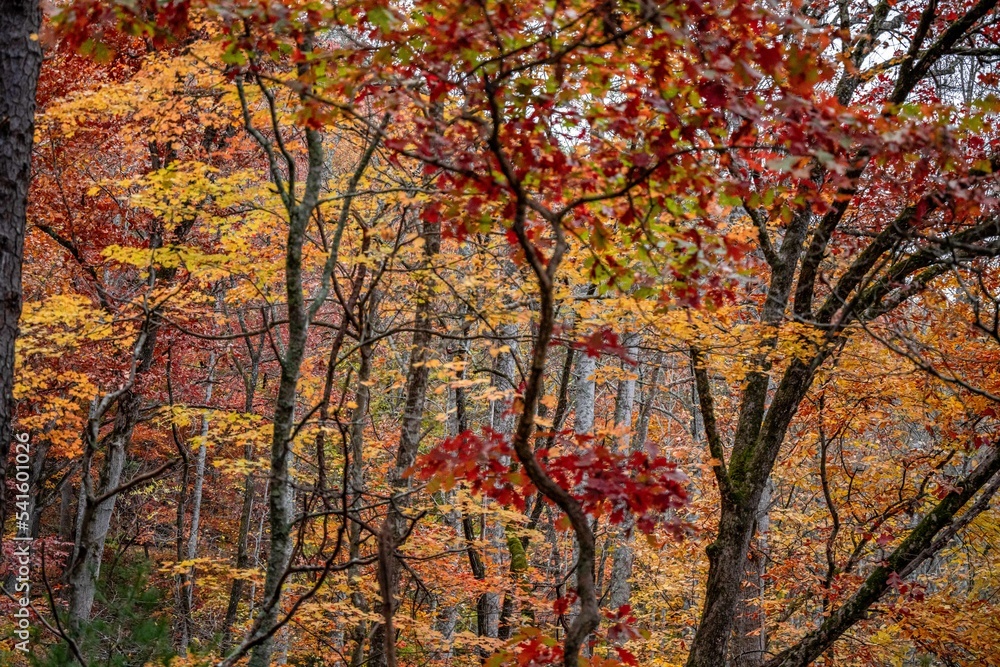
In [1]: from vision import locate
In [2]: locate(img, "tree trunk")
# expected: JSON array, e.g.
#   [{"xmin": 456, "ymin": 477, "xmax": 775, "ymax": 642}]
[
  {"xmin": 567, "ymin": 337, "xmax": 596, "ymax": 645},
  {"xmin": 572, "ymin": 352, "xmax": 596, "ymax": 435},
  {"xmin": 729, "ymin": 479, "xmax": 772, "ymax": 667},
  {"xmin": 372, "ymin": 212, "xmax": 440, "ymax": 667},
  {"xmin": 347, "ymin": 313, "xmax": 375, "ymax": 666},
  {"xmin": 246, "ymin": 204, "xmax": 311, "ymax": 667},
  {"xmin": 59, "ymin": 470, "xmax": 75, "ymax": 541},
  {"xmin": 478, "ymin": 321, "xmax": 518, "ymax": 641},
  {"xmin": 239, "ymin": 45, "xmax": 328, "ymax": 660},
  {"xmin": 67, "ymin": 391, "xmax": 139, "ymax": 626},
  {"xmin": 0, "ymin": 0, "xmax": 42, "ymax": 549},
  {"xmin": 221, "ymin": 315, "xmax": 264, "ymax": 654},
  {"xmin": 606, "ymin": 346, "xmax": 653, "ymax": 616},
  {"xmin": 611, "ymin": 335, "xmax": 639, "ymax": 448},
  {"xmin": 177, "ymin": 352, "xmax": 216, "ymax": 651}
]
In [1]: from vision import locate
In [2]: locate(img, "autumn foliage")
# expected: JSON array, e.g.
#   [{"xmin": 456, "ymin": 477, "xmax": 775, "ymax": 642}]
[{"xmin": 2, "ymin": 1, "xmax": 1000, "ymax": 667}]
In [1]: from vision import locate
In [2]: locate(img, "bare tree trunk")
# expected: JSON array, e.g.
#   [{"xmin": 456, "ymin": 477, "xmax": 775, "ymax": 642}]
[
  {"xmin": 606, "ymin": 345, "xmax": 652, "ymax": 616},
  {"xmin": 572, "ymin": 352, "xmax": 596, "ymax": 435},
  {"xmin": 436, "ymin": 301, "xmax": 472, "ymax": 657},
  {"xmin": 176, "ymin": 352, "xmax": 217, "ymax": 651},
  {"xmin": 246, "ymin": 200, "xmax": 311, "ymax": 667},
  {"xmin": 347, "ymin": 312, "xmax": 375, "ymax": 666},
  {"xmin": 634, "ymin": 352, "xmax": 662, "ymax": 450},
  {"xmin": 371, "ymin": 212, "xmax": 440, "ymax": 667},
  {"xmin": 0, "ymin": 0, "xmax": 42, "ymax": 549},
  {"xmin": 611, "ymin": 335, "xmax": 639, "ymax": 448},
  {"xmin": 569, "ymin": 342, "xmax": 597, "ymax": 644},
  {"xmin": 478, "ymin": 321, "xmax": 518, "ymax": 641},
  {"xmin": 685, "ymin": 7, "xmax": 1000, "ymax": 664},
  {"xmin": 67, "ymin": 294, "xmax": 168, "ymax": 629},
  {"xmin": 729, "ymin": 479, "xmax": 772, "ymax": 667},
  {"xmin": 68, "ymin": 389, "xmax": 141, "ymax": 626},
  {"xmin": 221, "ymin": 461, "xmax": 256, "ymax": 652}
]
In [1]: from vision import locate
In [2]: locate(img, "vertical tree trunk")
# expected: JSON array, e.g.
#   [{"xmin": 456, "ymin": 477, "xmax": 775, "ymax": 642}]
[
  {"xmin": 611, "ymin": 335, "xmax": 639, "ymax": 448},
  {"xmin": 436, "ymin": 298, "xmax": 471, "ymax": 656},
  {"xmin": 729, "ymin": 479, "xmax": 772, "ymax": 667},
  {"xmin": 568, "ymin": 331, "xmax": 598, "ymax": 652},
  {"xmin": 177, "ymin": 352, "xmax": 217, "ymax": 651},
  {"xmin": 247, "ymin": 203, "xmax": 311, "ymax": 667},
  {"xmin": 221, "ymin": 461, "xmax": 256, "ymax": 653},
  {"xmin": 634, "ymin": 352, "xmax": 662, "ymax": 450},
  {"xmin": 478, "ymin": 321, "xmax": 518, "ymax": 641},
  {"xmin": 347, "ymin": 313, "xmax": 375, "ymax": 666},
  {"xmin": 238, "ymin": 44, "xmax": 328, "ymax": 660},
  {"xmin": 221, "ymin": 315, "xmax": 264, "ymax": 654},
  {"xmin": 68, "ymin": 390, "xmax": 141, "ymax": 626},
  {"xmin": 59, "ymin": 471, "xmax": 76, "ymax": 541},
  {"xmin": 0, "ymin": 0, "xmax": 42, "ymax": 548},
  {"xmin": 372, "ymin": 212, "xmax": 440, "ymax": 667},
  {"xmin": 26, "ymin": 437, "xmax": 48, "ymax": 538},
  {"xmin": 572, "ymin": 352, "xmax": 596, "ymax": 435},
  {"xmin": 67, "ymin": 295, "xmax": 166, "ymax": 629},
  {"xmin": 606, "ymin": 347, "xmax": 655, "ymax": 616}
]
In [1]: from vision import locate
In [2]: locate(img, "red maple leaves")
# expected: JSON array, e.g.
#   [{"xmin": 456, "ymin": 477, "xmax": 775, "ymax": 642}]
[{"xmin": 410, "ymin": 428, "xmax": 688, "ymax": 533}]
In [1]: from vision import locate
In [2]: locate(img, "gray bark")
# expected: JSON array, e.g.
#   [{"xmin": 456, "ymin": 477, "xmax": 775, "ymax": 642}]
[
  {"xmin": 611, "ymin": 336, "xmax": 639, "ymax": 446},
  {"xmin": 572, "ymin": 353, "xmax": 596, "ymax": 435},
  {"xmin": 239, "ymin": 60, "xmax": 327, "ymax": 665},
  {"xmin": 606, "ymin": 348, "xmax": 655, "ymax": 614},
  {"xmin": 634, "ymin": 353, "xmax": 662, "ymax": 450},
  {"xmin": 186, "ymin": 353, "xmax": 217, "ymax": 565},
  {"xmin": 68, "ymin": 391, "xmax": 139, "ymax": 625},
  {"xmin": 347, "ymin": 314, "xmax": 375, "ymax": 667},
  {"xmin": 59, "ymin": 471, "xmax": 75, "ymax": 541},
  {"xmin": 479, "ymin": 321, "xmax": 518, "ymax": 640},
  {"xmin": 246, "ymin": 198, "xmax": 315, "ymax": 667},
  {"xmin": 177, "ymin": 352, "xmax": 217, "ymax": 652},
  {"xmin": 67, "ymin": 292, "xmax": 166, "ymax": 629}
]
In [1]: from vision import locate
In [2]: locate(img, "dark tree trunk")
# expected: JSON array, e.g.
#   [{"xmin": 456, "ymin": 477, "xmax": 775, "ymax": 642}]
[
  {"xmin": 0, "ymin": 0, "xmax": 42, "ymax": 547},
  {"xmin": 372, "ymin": 212, "xmax": 440, "ymax": 667}
]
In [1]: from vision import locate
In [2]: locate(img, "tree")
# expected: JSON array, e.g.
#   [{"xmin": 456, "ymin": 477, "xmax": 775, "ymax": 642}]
[
  {"xmin": 7, "ymin": 1, "xmax": 1000, "ymax": 667},
  {"xmin": 0, "ymin": 0, "xmax": 42, "ymax": 544}
]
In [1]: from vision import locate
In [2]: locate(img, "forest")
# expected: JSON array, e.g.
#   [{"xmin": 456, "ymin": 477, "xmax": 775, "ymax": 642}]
[{"xmin": 2, "ymin": 0, "xmax": 1000, "ymax": 666}]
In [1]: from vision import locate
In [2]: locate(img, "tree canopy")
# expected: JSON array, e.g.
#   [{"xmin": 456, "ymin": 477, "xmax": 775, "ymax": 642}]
[{"xmin": 3, "ymin": 1, "xmax": 1000, "ymax": 666}]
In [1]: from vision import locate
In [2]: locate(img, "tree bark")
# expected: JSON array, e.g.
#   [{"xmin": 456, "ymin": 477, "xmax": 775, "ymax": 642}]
[
  {"xmin": 479, "ymin": 321, "xmax": 518, "ymax": 641},
  {"xmin": 572, "ymin": 352, "xmax": 596, "ymax": 436},
  {"xmin": 371, "ymin": 211, "xmax": 440, "ymax": 667},
  {"xmin": 241, "ymin": 65, "xmax": 326, "ymax": 661},
  {"xmin": 729, "ymin": 479, "xmax": 772, "ymax": 667},
  {"xmin": 611, "ymin": 335, "xmax": 638, "ymax": 447},
  {"xmin": 176, "ymin": 352, "xmax": 217, "ymax": 651},
  {"xmin": 0, "ymin": 0, "xmax": 42, "ymax": 549},
  {"xmin": 246, "ymin": 197, "xmax": 314, "ymax": 667},
  {"xmin": 347, "ymin": 309, "xmax": 375, "ymax": 666},
  {"xmin": 68, "ymin": 389, "xmax": 142, "ymax": 626},
  {"xmin": 606, "ymin": 346, "xmax": 653, "ymax": 616}
]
